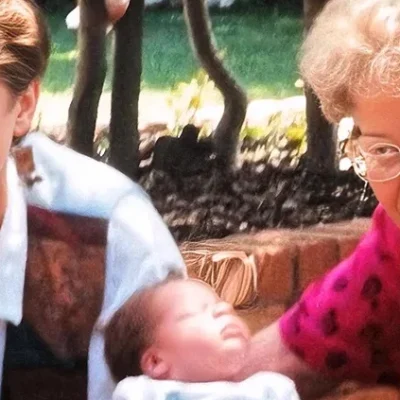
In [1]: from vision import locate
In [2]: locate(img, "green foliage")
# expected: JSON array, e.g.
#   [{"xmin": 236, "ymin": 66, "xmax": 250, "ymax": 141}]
[
  {"xmin": 167, "ymin": 69, "xmax": 306, "ymax": 162},
  {"xmin": 167, "ymin": 69, "xmax": 218, "ymax": 136},
  {"xmin": 240, "ymin": 126, "xmax": 266, "ymax": 140},
  {"xmin": 240, "ymin": 107, "xmax": 307, "ymax": 163}
]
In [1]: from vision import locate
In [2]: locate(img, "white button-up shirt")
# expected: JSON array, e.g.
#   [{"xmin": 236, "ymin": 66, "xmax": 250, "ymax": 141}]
[{"xmin": 0, "ymin": 132, "xmax": 186, "ymax": 400}]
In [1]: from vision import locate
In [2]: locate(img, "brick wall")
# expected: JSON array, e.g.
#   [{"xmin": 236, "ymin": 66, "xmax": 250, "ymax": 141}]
[{"xmin": 185, "ymin": 217, "xmax": 372, "ymax": 316}]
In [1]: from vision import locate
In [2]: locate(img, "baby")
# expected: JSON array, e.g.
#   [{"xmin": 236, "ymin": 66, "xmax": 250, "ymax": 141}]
[{"xmin": 104, "ymin": 276, "xmax": 300, "ymax": 400}]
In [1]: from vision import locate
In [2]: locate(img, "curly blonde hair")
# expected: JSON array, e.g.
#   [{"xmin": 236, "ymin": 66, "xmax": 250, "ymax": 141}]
[{"xmin": 300, "ymin": 0, "xmax": 400, "ymax": 123}]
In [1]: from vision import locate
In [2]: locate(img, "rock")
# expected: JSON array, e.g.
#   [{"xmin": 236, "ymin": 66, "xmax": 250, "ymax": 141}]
[
  {"xmin": 194, "ymin": 105, "xmax": 224, "ymax": 130},
  {"xmin": 152, "ymin": 135, "xmax": 177, "ymax": 172},
  {"xmin": 180, "ymin": 124, "xmax": 200, "ymax": 146},
  {"xmin": 152, "ymin": 125, "xmax": 213, "ymax": 177},
  {"xmin": 245, "ymin": 99, "xmax": 281, "ymax": 128}
]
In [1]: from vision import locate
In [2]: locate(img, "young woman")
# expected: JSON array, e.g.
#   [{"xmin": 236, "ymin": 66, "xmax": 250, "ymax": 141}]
[{"xmin": 0, "ymin": 1, "xmax": 184, "ymax": 400}]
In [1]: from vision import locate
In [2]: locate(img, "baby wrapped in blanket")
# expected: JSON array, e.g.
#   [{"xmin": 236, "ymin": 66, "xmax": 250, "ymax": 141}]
[{"xmin": 104, "ymin": 275, "xmax": 300, "ymax": 400}]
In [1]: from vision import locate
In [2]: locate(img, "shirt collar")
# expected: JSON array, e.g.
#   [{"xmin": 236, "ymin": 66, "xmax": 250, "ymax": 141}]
[{"xmin": 0, "ymin": 157, "xmax": 27, "ymax": 325}]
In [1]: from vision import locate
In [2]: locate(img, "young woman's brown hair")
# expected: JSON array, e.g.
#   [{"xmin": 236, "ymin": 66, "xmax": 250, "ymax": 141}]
[{"xmin": 0, "ymin": 0, "xmax": 50, "ymax": 96}]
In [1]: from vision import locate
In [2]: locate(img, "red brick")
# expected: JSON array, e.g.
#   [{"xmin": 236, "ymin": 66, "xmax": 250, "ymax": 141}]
[
  {"xmin": 338, "ymin": 237, "xmax": 362, "ymax": 260},
  {"xmin": 306, "ymin": 224, "xmax": 366, "ymax": 261},
  {"xmin": 324, "ymin": 218, "xmax": 371, "ymax": 235},
  {"xmin": 254, "ymin": 245, "xmax": 296, "ymax": 303},
  {"xmin": 252, "ymin": 229, "xmax": 295, "ymax": 246},
  {"xmin": 253, "ymin": 230, "xmax": 340, "ymax": 293},
  {"xmin": 298, "ymin": 238, "xmax": 339, "ymax": 290}
]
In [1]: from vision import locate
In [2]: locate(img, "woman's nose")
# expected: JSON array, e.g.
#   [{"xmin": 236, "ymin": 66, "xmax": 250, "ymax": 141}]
[{"xmin": 213, "ymin": 301, "xmax": 234, "ymax": 317}]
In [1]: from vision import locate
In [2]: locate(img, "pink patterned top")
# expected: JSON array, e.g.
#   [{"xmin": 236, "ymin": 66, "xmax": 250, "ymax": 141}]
[{"xmin": 280, "ymin": 205, "xmax": 400, "ymax": 386}]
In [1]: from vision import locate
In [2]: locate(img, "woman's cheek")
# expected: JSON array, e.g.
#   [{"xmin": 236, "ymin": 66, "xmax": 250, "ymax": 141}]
[{"xmin": 371, "ymin": 180, "xmax": 400, "ymax": 226}]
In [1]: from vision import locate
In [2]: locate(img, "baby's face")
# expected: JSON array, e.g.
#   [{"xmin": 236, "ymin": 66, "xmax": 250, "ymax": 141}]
[{"xmin": 150, "ymin": 279, "xmax": 250, "ymax": 382}]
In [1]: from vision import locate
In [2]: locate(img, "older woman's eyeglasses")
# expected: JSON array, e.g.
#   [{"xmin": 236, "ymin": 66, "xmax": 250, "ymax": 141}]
[{"xmin": 344, "ymin": 127, "xmax": 400, "ymax": 182}]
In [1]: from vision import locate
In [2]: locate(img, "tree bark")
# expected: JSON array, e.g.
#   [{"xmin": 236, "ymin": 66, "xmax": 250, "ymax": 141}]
[
  {"xmin": 304, "ymin": 87, "xmax": 338, "ymax": 171},
  {"xmin": 303, "ymin": 0, "xmax": 338, "ymax": 173},
  {"xmin": 109, "ymin": 0, "xmax": 144, "ymax": 179},
  {"xmin": 183, "ymin": 0, "xmax": 247, "ymax": 172},
  {"xmin": 67, "ymin": 0, "xmax": 108, "ymax": 157}
]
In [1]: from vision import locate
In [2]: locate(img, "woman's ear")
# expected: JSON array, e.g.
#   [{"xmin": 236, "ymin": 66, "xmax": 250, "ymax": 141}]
[
  {"xmin": 13, "ymin": 80, "xmax": 40, "ymax": 138},
  {"xmin": 140, "ymin": 347, "xmax": 170, "ymax": 379}
]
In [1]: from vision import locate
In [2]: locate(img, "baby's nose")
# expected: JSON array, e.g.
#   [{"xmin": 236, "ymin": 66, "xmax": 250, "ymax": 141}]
[{"xmin": 213, "ymin": 301, "xmax": 234, "ymax": 317}]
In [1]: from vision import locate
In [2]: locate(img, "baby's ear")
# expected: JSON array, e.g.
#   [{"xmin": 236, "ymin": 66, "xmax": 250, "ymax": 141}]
[{"xmin": 141, "ymin": 348, "xmax": 169, "ymax": 379}]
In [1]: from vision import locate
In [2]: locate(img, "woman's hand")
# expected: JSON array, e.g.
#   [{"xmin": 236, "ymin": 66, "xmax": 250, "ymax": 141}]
[{"xmin": 105, "ymin": 0, "xmax": 130, "ymax": 23}]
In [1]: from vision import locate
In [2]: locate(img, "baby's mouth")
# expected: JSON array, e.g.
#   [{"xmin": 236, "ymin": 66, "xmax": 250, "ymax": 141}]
[{"xmin": 221, "ymin": 322, "xmax": 248, "ymax": 340}]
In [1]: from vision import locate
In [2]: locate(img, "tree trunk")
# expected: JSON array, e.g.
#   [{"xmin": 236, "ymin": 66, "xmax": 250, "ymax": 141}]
[
  {"xmin": 67, "ymin": 0, "xmax": 108, "ymax": 157},
  {"xmin": 303, "ymin": 0, "xmax": 338, "ymax": 173},
  {"xmin": 183, "ymin": 0, "xmax": 247, "ymax": 172},
  {"xmin": 109, "ymin": 0, "xmax": 144, "ymax": 179},
  {"xmin": 304, "ymin": 87, "xmax": 338, "ymax": 171}
]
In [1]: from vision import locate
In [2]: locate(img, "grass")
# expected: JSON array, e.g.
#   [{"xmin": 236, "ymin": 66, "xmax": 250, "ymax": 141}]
[{"xmin": 43, "ymin": 6, "xmax": 303, "ymax": 99}]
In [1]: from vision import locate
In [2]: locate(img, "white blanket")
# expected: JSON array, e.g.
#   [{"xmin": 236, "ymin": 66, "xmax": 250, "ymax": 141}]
[{"xmin": 113, "ymin": 373, "xmax": 300, "ymax": 400}]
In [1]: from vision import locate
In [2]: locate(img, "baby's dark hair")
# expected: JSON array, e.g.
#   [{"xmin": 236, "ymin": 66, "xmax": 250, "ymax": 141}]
[{"xmin": 104, "ymin": 271, "xmax": 183, "ymax": 382}]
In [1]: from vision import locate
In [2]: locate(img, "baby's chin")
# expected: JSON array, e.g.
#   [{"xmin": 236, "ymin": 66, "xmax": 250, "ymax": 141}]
[
  {"xmin": 171, "ymin": 347, "xmax": 249, "ymax": 383},
  {"xmin": 221, "ymin": 340, "xmax": 250, "ymax": 378}
]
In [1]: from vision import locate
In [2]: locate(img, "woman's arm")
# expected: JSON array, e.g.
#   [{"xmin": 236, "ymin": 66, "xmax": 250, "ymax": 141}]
[{"xmin": 240, "ymin": 321, "xmax": 339, "ymax": 400}]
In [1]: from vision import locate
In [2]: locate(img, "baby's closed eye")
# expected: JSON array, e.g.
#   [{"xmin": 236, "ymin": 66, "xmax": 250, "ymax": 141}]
[{"xmin": 176, "ymin": 302, "xmax": 214, "ymax": 320}]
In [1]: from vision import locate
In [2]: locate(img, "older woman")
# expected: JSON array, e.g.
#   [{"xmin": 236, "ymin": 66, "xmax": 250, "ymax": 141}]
[{"xmin": 239, "ymin": 0, "xmax": 400, "ymax": 397}]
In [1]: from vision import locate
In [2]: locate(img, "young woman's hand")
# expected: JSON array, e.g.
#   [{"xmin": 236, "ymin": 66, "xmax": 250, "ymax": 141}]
[{"xmin": 105, "ymin": 0, "xmax": 130, "ymax": 23}]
